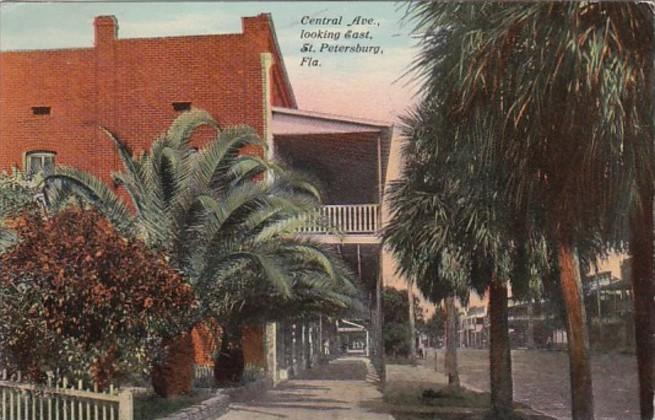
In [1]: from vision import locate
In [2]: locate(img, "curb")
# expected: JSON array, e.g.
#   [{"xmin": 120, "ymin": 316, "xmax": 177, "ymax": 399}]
[
  {"xmin": 157, "ymin": 391, "xmax": 230, "ymax": 420},
  {"xmin": 159, "ymin": 378, "xmax": 273, "ymax": 420}
]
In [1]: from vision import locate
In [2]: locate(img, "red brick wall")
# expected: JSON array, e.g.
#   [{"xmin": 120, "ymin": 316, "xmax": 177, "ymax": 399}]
[
  {"xmin": 0, "ymin": 14, "xmax": 293, "ymax": 182},
  {"xmin": 242, "ymin": 324, "xmax": 267, "ymax": 368},
  {"xmin": 191, "ymin": 322, "xmax": 266, "ymax": 369},
  {"xmin": 191, "ymin": 320, "xmax": 221, "ymax": 365}
]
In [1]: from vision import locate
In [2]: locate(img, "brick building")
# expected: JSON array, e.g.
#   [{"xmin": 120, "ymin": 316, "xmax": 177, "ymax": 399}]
[
  {"xmin": 0, "ymin": 14, "xmax": 295, "ymax": 180},
  {"xmin": 0, "ymin": 14, "xmax": 392, "ymax": 382}
]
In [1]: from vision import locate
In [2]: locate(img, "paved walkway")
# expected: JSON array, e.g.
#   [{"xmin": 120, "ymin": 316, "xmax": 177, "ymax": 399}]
[{"xmin": 217, "ymin": 357, "xmax": 392, "ymax": 420}]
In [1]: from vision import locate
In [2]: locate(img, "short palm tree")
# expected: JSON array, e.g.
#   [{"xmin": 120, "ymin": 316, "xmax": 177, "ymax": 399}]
[{"xmin": 44, "ymin": 109, "xmax": 360, "ymax": 395}]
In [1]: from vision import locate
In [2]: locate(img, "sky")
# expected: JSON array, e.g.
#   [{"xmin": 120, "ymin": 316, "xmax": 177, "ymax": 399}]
[{"xmin": 0, "ymin": 1, "xmax": 420, "ymax": 123}]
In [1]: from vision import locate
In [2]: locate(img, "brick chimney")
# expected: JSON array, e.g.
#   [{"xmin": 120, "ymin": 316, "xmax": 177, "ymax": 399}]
[
  {"xmin": 242, "ymin": 14, "xmax": 271, "ymax": 36},
  {"xmin": 94, "ymin": 15, "xmax": 118, "ymax": 46},
  {"xmin": 242, "ymin": 14, "xmax": 271, "ymax": 51}
]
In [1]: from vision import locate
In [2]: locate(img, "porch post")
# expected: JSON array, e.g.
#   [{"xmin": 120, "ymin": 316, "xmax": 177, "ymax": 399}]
[
  {"xmin": 319, "ymin": 315, "xmax": 323, "ymax": 361},
  {"xmin": 291, "ymin": 323, "xmax": 297, "ymax": 376},
  {"xmin": 375, "ymin": 134, "xmax": 385, "ymax": 382},
  {"xmin": 265, "ymin": 322, "xmax": 278, "ymax": 383},
  {"xmin": 357, "ymin": 244, "xmax": 362, "ymax": 280}
]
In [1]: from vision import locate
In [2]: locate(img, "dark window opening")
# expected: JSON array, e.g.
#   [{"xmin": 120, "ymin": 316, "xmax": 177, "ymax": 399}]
[
  {"xmin": 26, "ymin": 152, "xmax": 55, "ymax": 178},
  {"xmin": 172, "ymin": 102, "xmax": 192, "ymax": 112},
  {"xmin": 32, "ymin": 106, "xmax": 51, "ymax": 115}
]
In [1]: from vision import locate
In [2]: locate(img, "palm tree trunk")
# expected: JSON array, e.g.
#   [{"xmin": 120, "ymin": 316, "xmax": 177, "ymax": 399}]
[
  {"xmin": 629, "ymin": 182, "xmax": 654, "ymax": 420},
  {"xmin": 408, "ymin": 282, "xmax": 417, "ymax": 364},
  {"xmin": 445, "ymin": 297, "xmax": 460, "ymax": 386},
  {"xmin": 152, "ymin": 332, "xmax": 194, "ymax": 398},
  {"xmin": 489, "ymin": 279, "xmax": 513, "ymax": 417},
  {"xmin": 557, "ymin": 239, "xmax": 594, "ymax": 420}
]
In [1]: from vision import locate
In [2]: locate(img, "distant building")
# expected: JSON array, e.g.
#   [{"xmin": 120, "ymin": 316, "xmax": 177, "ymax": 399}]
[
  {"xmin": 584, "ymin": 266, "xmax": 634, "ymax": 351},
  {"xmin": 458, "ymin": 306, "xmax": 488, "ymax": 348},
  {"xmin": 458, "ymin": 266, "xmax": 635, "ymax": 351}
]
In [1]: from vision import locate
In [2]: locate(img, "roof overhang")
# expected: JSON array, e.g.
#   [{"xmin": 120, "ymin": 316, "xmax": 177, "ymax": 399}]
[
  {"xmin": 337, "ymin": 319, "xmax": 367, "ymax": 332},
  {"xmin": 272, "ymin": 107, "xmax": 394, "ymax": 187},
  {"xmin": 272, "ymin": 107, "xmax": 391, "ymax": 135}
]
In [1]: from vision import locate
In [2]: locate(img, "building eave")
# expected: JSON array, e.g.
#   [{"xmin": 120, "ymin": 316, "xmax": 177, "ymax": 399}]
[{"xmin": 272, "ymin": 107, "xmax": 391, "ymax": 130}]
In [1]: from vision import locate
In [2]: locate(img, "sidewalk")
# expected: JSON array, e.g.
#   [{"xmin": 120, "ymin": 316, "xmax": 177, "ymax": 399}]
[{"xmin": 216, "ymin": 357, "xmax": 392, "ymax": 419}]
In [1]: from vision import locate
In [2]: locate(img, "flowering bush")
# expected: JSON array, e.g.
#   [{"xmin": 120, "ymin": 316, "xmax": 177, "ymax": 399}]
[{"xmin": 0, "ymin": 208, "xmax": 196, "ymax": 387}]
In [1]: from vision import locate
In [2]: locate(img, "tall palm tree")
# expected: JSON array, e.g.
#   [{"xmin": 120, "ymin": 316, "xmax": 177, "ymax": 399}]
[
  {"xmin": 44, "ymin": 109, "xmax": 360, "ymax": 394},
  {"xmin": 405, "ymin": 3, "xmax": 654, "ymax": 419}
]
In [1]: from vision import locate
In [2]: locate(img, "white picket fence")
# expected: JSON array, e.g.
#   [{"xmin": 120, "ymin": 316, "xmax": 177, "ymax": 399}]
[{"xmin": 0, "ymin": 370, "xmax": 133, "ymax": 420}]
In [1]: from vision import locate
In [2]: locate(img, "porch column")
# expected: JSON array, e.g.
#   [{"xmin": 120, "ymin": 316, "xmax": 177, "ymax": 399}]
[
  {"xmin": 291, "ymin": 323, "xmax": 297, "ymax": 376},
  {"xmin": 265, "ymin": 322, "xmax": 278, "ymax": 382},
  {"xmin": 302, "ymin": 323, "xmax": 307, "ymax": 370},
  {"xmin": 375, "ymin": 134, "xmax": 385, "ymax": 381},
  {"xmin": 305, "ymin": 323, "xmax": 312, "ymax": 369},
  {"xmin": 357, "ymin": 244, "xmax": 362, "ymax": 279},
  {"xmin": 319, "ymin": 315, "xmax": 324, "ymax": 361}
]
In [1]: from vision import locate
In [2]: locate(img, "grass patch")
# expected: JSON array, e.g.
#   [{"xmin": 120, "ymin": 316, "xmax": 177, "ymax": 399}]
[
  {"xmin": 420, "ymin": 385, "xmax": 490, "ymax": 408},
  {"xmin": 383, "ymin": 382, "xmax": 553, "ymax": 420},
  {"xmin": 134, "ymin": 393, "xmax": 208, "ymax": 420},
  {"xmin": 385, "ymin": 382, "xmax": 489, "ymax": 409}
]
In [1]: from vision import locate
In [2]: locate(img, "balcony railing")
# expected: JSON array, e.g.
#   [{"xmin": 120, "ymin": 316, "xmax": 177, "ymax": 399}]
[{"xmin": 298, "ymin": 204, "xmax": 380, "ymax": 235}]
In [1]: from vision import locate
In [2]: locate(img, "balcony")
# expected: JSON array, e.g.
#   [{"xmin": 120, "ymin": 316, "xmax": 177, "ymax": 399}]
[{"xmin": 298, "ymin": 204, "xmax": 381, "ymax": 243}]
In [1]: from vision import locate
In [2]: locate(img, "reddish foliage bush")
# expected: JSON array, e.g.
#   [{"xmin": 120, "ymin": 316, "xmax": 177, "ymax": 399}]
[{"xmin": 0, "ymin": 208, "xmax": 196, "ymax": 385}]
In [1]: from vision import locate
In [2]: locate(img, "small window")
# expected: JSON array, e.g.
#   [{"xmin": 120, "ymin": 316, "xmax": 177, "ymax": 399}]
[
  {"xmin": 26, "ymin": 151, "xmax": 55, "ymax": 177},
  {"xmin": 172, "ymin": 102, "xmax": 191, "ymax": 112},
  {"xmin": 32, "ymin": 106, "xmax": 51, "ymax": 115}
]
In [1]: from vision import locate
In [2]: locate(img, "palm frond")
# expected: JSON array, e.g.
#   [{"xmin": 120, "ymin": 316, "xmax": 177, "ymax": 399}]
[
  {"xmin": 166, "ymin": 108, "xmax": 220, "ymax": 148},
  {"xmin": 44, "ymin": 167, "xmax": 137, "ymax": 237}
]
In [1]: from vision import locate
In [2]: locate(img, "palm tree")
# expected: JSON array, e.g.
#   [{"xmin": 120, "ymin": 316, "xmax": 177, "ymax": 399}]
[
  {"xmin": 384, "ymin": 100, "xmax": 552, "ymax": 416},
  {"xmin": 405, "ymin": 3, "xmax": 654, "ymax": 419},
  {"xmin": 44, "ymin": 109, "xmax": 360, "ymax": 395}
]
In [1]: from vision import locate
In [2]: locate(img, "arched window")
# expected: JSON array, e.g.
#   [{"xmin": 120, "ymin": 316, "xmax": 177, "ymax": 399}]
[{"xmin": 25, "ymin": 151, "xmax": 56, "ymax": 177}]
